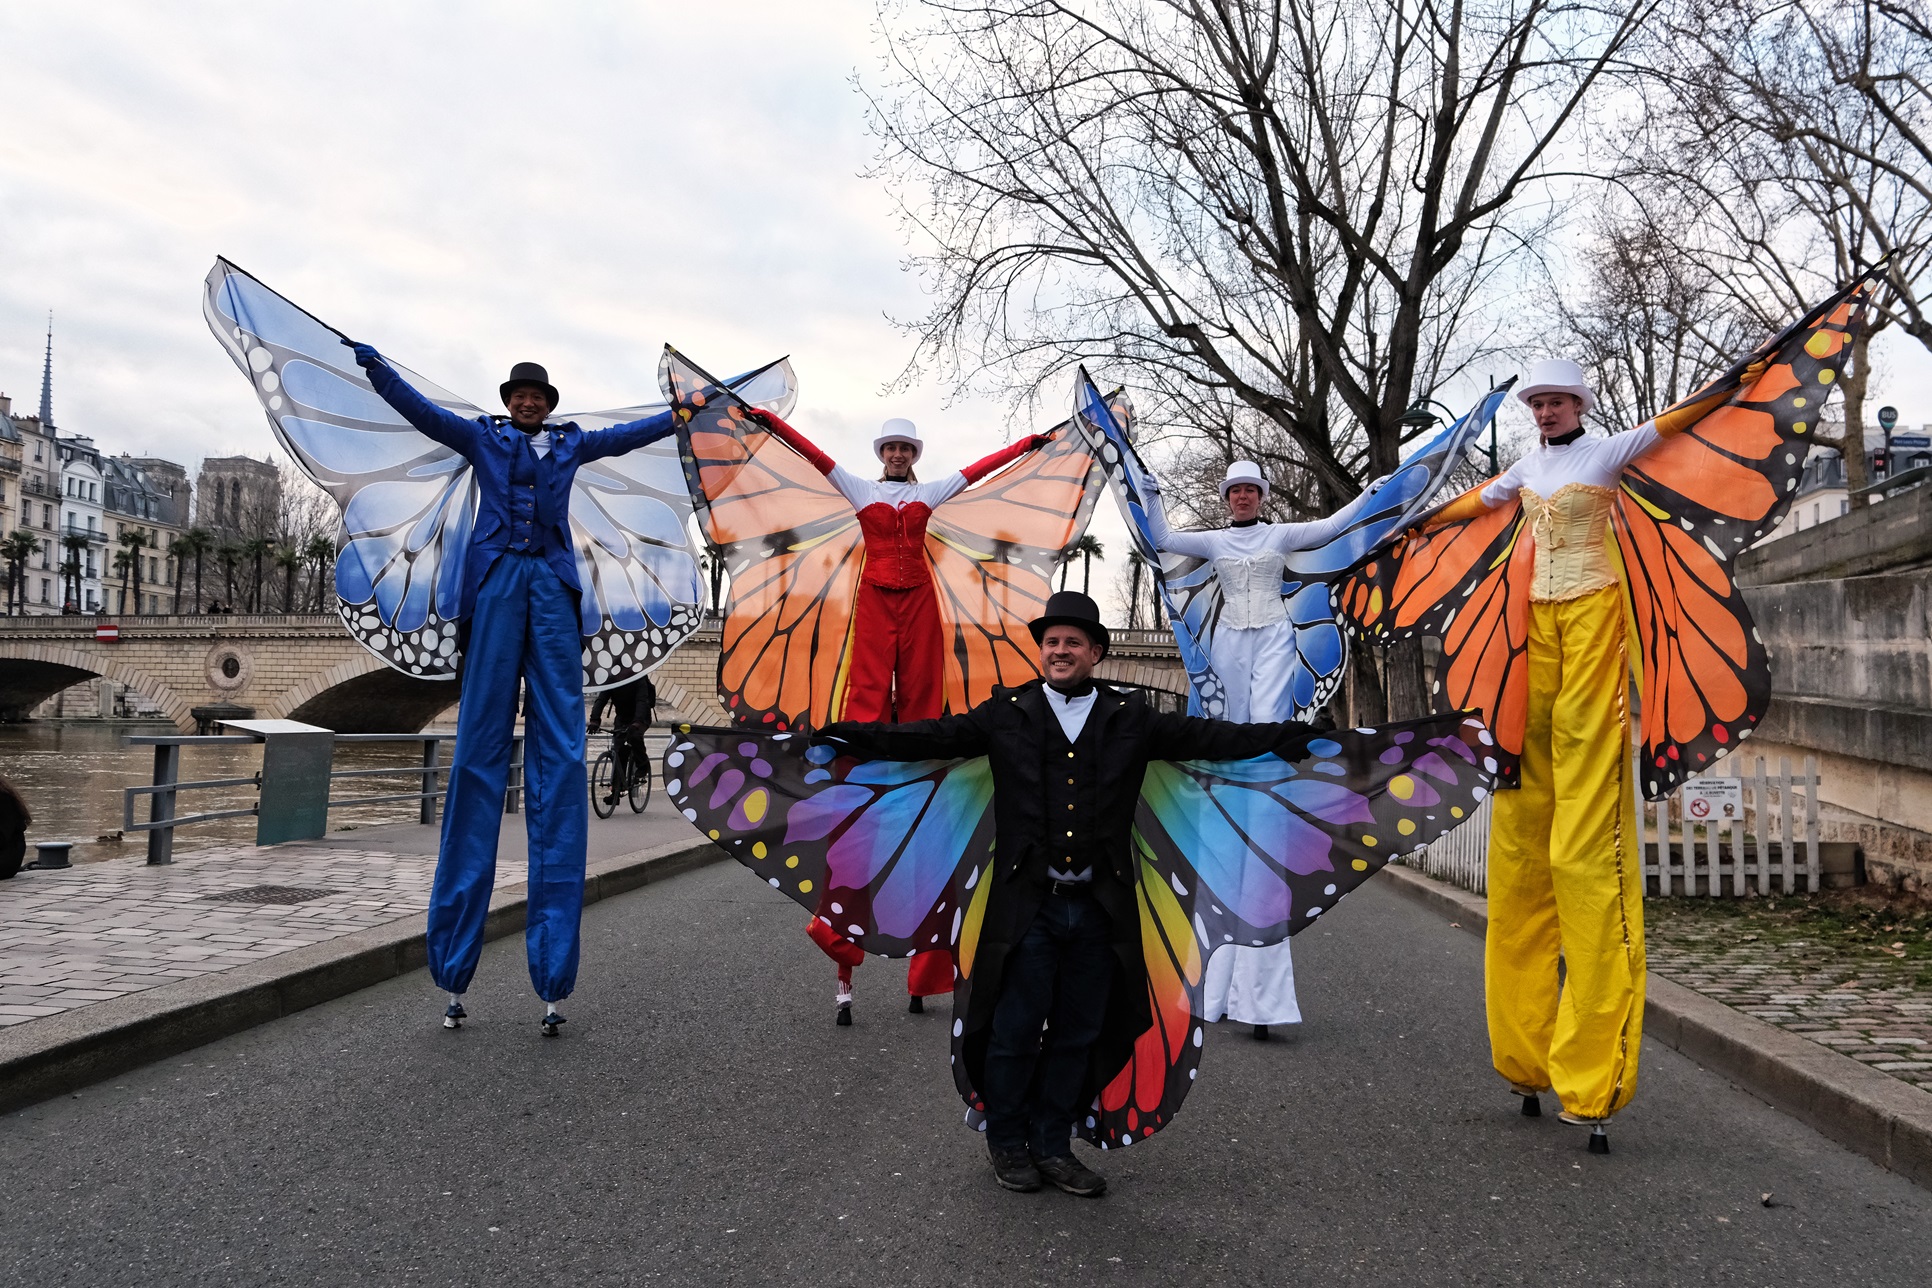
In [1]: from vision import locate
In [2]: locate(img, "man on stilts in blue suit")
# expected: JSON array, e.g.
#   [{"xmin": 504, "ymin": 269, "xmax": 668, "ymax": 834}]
[{"xmin": 347, "ymin": 341, "xmax": 676, "ymax": 1035}]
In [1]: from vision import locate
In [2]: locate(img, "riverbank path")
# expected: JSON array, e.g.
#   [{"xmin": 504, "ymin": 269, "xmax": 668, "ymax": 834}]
[{"xmin": 4, "ymin": 858, "xmax": 1930, "ymax": 1286}]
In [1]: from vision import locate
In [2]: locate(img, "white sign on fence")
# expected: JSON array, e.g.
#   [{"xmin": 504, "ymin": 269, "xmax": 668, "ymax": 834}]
[{"xmin": 1681, "ymin": 777, "xmax": 1743, "ymax": 822}]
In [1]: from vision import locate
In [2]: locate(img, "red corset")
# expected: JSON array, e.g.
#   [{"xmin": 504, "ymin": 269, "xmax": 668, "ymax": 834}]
[{"xmin": 856, "ymin": 501, "xmax": 934, "ymax": 589}]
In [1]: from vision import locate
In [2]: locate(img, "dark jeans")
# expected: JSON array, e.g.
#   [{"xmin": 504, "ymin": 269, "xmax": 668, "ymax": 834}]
[{"xmin": 982, "ymin": 891, "xmax": 1114, "ymax": 1158}]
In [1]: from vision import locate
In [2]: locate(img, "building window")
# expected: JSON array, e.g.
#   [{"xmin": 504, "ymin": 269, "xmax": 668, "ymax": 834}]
[
  {"xmin": 39, "ymin": 578, "xmax": 48, "ymax": 603},
  {"xmin": 40, "ymin": 504, "xmax": 50, "ymax": 527}
]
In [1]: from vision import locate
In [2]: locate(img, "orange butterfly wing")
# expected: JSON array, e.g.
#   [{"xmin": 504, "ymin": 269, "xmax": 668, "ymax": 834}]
[
  {"xmin": 925, "ymin": 423, "xmax": 1103, "ymax": 711},
  {"xmin": 1615, "ymin": 280, "xmax": 1872, "ymax": 797},
  {"xmin": 1337, "ymin": 496, "xmax": 1534, "ymax": 785},
  {"xmin": 669, "ymin": 361, "xmax": 862, "ymax": 732}
]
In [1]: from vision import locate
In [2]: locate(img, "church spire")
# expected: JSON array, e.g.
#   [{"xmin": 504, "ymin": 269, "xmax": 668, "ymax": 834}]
[{"xmin": 37, "ymin": 314, "xmax": 53, "ymax": 430}]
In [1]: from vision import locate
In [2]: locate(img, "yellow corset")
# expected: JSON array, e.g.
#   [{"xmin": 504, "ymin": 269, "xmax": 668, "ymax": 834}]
[{"xmin": 1521, "ymin": 484, "xmax": 1619, "ymax": 602}]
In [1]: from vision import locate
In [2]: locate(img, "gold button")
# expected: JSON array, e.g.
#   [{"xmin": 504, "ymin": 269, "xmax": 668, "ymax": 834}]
[
  {"xmin": 1066, "ymin": 803, "xmax": 1074, "ymax": 810},
  {"xmin": 1067, "ymin": 751, "xmax": 1075, "ymax": 759},
  {"xmin": 1065, "ymin": 830, "xmax": 1073, "ymax": 837},
  {"xmin": 1066, "ymin": 778, "xmax": 1074, "ymax": 785}
]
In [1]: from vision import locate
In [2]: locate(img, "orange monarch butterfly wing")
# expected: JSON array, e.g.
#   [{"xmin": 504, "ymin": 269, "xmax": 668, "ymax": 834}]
[
  {"xmin": 1337, "ymin": 498, "xmax": 1534, "ymax": 785},
  {"xmin": 924, "ymin": 422, "xmax": 1103, "ymax": 711},
  {"xmin": 665, "ymin": 348, "xmax": 863, "ymax": 731},
  {"xmin": 1615, "ymin": 277, "xmax": 1874, "ymax": 798}
]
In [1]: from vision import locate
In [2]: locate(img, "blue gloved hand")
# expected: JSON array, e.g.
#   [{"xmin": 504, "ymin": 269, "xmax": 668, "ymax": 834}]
[{"xmin": 343, "ymin": 340, "xmax": 382, "ymax": 370}]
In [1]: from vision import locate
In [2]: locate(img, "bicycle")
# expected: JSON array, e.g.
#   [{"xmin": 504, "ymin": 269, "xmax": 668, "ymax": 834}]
[{"xmin": 589, "ymin": 724, "xmax": 652, "ymax": 818}]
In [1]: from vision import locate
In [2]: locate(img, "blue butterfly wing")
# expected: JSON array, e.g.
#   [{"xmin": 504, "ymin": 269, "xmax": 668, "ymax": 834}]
[
  {"xmin": 1265, "ymin": 387, "xmax": 1511, "ymax": 715},
  {"xmin": 204, "ymin": 258, "xmax": 481, "ymax": 678},
  {"xmin": 1072, "ymin": 369, "xmax": 1227, "ymax": 717},
  {"xmin": 570, "ymin": 359, "xmax": 796, "ymax": 690},
  {"xmin": 662, "ymin": 724, "xmax": 993, "ymax": 959}
]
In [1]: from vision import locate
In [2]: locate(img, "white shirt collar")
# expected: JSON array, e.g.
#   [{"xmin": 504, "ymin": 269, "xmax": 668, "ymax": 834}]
[{"xmin": 1042, "ymin": 684, "xmax": 1099, "ymax": 743}]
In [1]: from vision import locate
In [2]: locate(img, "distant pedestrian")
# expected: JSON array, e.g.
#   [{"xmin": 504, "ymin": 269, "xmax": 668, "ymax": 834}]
[{"xmin": 0, "ymin": 777, "xmax": 30, "ymax": 880}]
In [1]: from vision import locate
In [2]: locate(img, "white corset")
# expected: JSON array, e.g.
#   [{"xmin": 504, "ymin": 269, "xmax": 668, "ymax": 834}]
[{"xmin": 1213, "ymin": 553, "xmax": 1288, "ymax": 629}]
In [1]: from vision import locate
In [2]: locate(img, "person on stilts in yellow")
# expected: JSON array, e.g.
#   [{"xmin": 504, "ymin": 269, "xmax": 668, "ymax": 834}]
[{"xmin": 1418, "ymin": 357, "xmax": 1763, "ymax": 1151}]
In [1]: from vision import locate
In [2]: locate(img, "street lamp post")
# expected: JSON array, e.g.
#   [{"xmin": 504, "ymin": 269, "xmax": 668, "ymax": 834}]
[{"xmin": 1400, "ymin": 396, "xmax": 1499, "ymax": 474}]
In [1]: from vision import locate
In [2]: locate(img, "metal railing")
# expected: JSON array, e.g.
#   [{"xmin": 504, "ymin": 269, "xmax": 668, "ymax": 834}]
[{"xmin": 122, "ymin": 731, "xmax": 529, "ymax": 864}]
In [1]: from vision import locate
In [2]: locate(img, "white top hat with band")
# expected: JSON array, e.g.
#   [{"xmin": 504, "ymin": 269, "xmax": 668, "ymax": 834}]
[
  {"xmin": 1219, "ymin": 459, "xmax": 1271, "ymax": 501},
  {"xmin": 873, "ymin": 418, "xmax": 923, "ymax": 461},
  {"xmin": 1516, "ymin": 359, "xmax": 1598, "ymax": 414}
]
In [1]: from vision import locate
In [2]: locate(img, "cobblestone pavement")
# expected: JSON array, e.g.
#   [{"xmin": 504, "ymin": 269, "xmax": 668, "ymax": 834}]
[
  {"xmin": 1646, "ymin": 899, "xmax": 1932, "ymax": 1093},
  {"xmin": 0, "ymin": 806, "xmax": 694, "ymax": 1029},
  {"xmin": 0, "ymin": 844, "xmax": 462, "ymax": 1026}
]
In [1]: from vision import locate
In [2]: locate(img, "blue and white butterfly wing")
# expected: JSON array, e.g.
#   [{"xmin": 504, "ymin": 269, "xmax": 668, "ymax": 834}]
[
  {"xmin": 204, "ymin": 258, "xmax": 477, "ymax": 678},
  {"xmin": 1265, "ymin": 385, "xmax": 1514, "ymax": 716},
  {"xmin": 1072, "ymin": 368, "xmax": 1227, "ymax": 717},
  {"xmin": 568, "ymin": 361, "xmax": 797, "ymax": 689}
]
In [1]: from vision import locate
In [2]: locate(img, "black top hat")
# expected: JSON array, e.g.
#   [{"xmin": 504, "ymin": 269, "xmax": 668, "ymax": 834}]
[
  {"xmin": 1028, "ymin": 590, "xmax": 1110, "ymax": 654},
  {"xmin": 500, "ymin": 362, "xmax": 559, "ymax": 410}
]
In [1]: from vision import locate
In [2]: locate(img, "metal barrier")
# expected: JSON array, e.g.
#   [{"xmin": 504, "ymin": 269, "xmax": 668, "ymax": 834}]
[{"xmin": 121, "ymin": 731, "xmax": 530, "ymax": 864}]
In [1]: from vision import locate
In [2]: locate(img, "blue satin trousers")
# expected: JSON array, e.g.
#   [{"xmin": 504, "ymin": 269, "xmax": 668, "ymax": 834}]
[{"xmin": 428, "ymin": 552, "xmax": 588, "ymax": 1002}]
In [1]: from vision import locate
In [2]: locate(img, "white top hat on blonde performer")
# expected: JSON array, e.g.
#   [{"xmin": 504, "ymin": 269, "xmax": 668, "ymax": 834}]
[
  {"xmin": 1516, "ymin": 359, "xmax": 1599, "ymax": 414},
  {"xmin": 873, "ymin": 418, "xmax": 924, "ymax": 462},
  {"xmin": 1219, "ymin": 459, "xmax": 1272, "ymax": 501}
]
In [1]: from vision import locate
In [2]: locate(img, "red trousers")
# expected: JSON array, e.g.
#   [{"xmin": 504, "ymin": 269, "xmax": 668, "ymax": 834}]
[
  {"xmin": 840, "ymin": 581, "xmax": 946, "ymax": 723},
  {"xmin": 814, "ymin": 578, "xmax": 955, "ymax": 998}
]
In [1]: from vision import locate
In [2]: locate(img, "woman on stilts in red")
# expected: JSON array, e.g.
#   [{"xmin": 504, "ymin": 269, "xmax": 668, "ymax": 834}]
[{"xmin": 747, "ymin": 409, "xmax": 1052, "ymax": 1023}]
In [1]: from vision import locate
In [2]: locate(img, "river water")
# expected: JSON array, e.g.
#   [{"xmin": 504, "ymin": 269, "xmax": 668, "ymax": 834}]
[{"xmin": 0, "ymin": 722, "xmax": 459, "ymax": 863}]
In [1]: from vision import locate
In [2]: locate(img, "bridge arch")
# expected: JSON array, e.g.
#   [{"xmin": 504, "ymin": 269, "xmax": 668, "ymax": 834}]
[
  {"xmin": 277, "ymin": 657, "xmax": 457, "ymax": 733},
  {"xmin": 0, "ymin": 640, "xmax": 200, "ymax": 728}
]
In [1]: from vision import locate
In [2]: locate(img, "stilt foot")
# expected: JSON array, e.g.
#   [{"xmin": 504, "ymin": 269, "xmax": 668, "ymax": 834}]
[
  {"xmin": 442, "ymin": 1001, "xmax": 466, "ymax": 1030},
  {"xmin": 908, "ymin": 995, "xmax": 924, "ymax": 1014},
  {"xmin": 1587, "ymin": 1126, "xmax": 1609, "ymax": 1155},
  {"xmin": 836, "ymin": 1005, "xmax": 853, "ymax": 1027},
  {"xmin": 540, "ymin": 1009, "xmax": 565, "ymax": 1038},
  {"xmin": 1251, "ymin": 1024, "xmax": 1271, "ymax": 1042},
  {"xmin": 1520, "ymin": 1094, "xmax": 1541, "ymax": 1118}
]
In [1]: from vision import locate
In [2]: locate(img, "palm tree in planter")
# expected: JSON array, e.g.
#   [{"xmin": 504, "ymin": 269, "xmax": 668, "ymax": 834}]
[
  {"xmin": 304, "ymin": 535, "xmax": 336, "ymax": 612},
  {"xmin": 240, "ymin": 535, "xmax": 272, "ymax": 612},
  {"xmin": 172, "ymin": 527, "xmax": 214, "ymax": 612},
  {"xmin": 116, "ymin": 527, "xmax": 148, "ymax": 615},
  {"xmin": 1067, "ymin": 533, "xmax": 1104, "ymax": 595},
  {"xmin": 61, "ymin": 532, "xmax": 89, "ymax": 611},
  {"xmin": 273, "ymin": 540, "xmax": 305, "ymax": 613},
  {"xmin": 217, "ymin": 540, "xmax": 241, "ymax": 609},
  {"xmin": 1, "ymin": 530, "xmax": 38, "ymax": 614}
]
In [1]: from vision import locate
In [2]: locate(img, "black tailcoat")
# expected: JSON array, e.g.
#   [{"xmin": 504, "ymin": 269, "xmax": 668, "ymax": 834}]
[{"xmin": 821, "ymin": 680, "xmax": 1307, "ymax": 1109}]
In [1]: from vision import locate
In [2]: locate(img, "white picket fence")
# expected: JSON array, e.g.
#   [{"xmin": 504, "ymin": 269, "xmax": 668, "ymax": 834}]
[{"xmin": 1397, "ymin": 749, "xmax": 1822, "ymax": 898}]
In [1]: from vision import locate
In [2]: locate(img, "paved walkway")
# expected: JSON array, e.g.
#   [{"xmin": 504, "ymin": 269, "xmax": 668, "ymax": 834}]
[
  {"xmin": 1647, "ymin": 902, "xmax": 1932, "ymax": 1094},
  {"xmin": 0, "ymin": 806, "xmax": 695, "ymax": 1029}
]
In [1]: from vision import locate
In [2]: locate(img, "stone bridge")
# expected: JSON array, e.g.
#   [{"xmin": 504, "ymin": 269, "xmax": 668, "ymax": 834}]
[{"xmin": 0, "ymin": 615, "xmax": 1188, "ymax": 734}]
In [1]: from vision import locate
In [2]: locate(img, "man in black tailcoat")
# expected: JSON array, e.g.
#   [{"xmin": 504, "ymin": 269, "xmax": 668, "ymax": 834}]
[{"xmin": 819, "ymin": 591, "xmax": 1310, "ymax": 1196}]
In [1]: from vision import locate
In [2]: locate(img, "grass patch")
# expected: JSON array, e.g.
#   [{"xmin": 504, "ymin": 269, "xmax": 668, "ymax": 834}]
[{"xmin": 1649, "ymin": 891, "xmax": 1932, "ymax": 988}]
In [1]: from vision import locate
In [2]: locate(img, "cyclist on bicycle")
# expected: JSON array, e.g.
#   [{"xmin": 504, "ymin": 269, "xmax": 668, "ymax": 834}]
[{"xmin": 588, "ymin": 674, "xmax": 657, "ymax": 805}]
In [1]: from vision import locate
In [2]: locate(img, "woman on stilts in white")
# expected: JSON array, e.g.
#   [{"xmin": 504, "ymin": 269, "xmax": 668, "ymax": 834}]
[{"xmin": 1141, "ymin": 461, "xmax": 1377, "ymax": 1038}]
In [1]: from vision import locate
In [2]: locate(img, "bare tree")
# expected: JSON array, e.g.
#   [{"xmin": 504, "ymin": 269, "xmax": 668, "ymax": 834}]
[
  {"xmin": 868, "ymin": 0, "xmax": 1654, "ymax": 715},
  {"xmin": 1628, "ymin": 0, "xmax": 1932, "ymax": 490}
]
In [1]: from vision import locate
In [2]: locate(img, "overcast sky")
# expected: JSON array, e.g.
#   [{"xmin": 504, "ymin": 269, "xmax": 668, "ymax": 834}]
[{"xmin": 2, "ymin": 3, "xmax": 1928, "ymax": 613}]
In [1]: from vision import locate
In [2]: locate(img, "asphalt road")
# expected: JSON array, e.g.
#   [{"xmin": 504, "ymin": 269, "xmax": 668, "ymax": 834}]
[{"xmin": 4, "ymin": 862, "xmax": 1929, "ymax": 1287}]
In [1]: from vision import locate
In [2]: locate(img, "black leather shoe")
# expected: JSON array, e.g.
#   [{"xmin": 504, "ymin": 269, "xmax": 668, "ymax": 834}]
[
  {"xmin": 988, "ymin": 1143, "xmax": 1041, "ymax": 1192},
  {"xmin": 1034, "ymin": 1153, "xmax": 1107, "ymax": 1197}
]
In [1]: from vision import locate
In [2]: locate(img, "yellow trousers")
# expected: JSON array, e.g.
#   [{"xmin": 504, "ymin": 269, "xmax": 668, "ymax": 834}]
[{"xmin": 1486, "ymin": 584, "xmax": 1645, "ymax": 1119}]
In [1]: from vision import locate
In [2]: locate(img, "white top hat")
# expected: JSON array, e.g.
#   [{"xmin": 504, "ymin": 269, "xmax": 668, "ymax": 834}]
[
  {"xmin": 1516, "ymin": 359, "xmax": 1598, "ymax": 414},
  {"xmin": 1219, "ymin": 459, "xmax": 1271, "ymax": 501},
  {"xmin": 873, "ymin": 418, "xmax": 923, "ymax": 462}
]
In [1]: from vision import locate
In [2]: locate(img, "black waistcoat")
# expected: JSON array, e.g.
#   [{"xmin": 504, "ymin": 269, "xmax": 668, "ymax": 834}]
[{"xmin": 1025, "ymin": 701, "xmax": 1109, "ymax": 887}]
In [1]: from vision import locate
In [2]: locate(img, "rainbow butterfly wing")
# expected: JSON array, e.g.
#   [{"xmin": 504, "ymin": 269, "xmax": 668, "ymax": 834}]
[
  {"xmin": 1615, "ymin": 275, "xmax": 1875, "ymax": 797},
  {"xmin": 661, "ymin": 725, "xmax": 994, "ymax": 959},
  {"xmin": 924, "ymin": 418, "xmax": 1105, "ymax": 710},
  {"xmin": 665, "ymin": 348, "xmax": 864, "ymax": 731},
  {"xmin": 1082, "ymin": 713, "xmax": 1500, "ymax": 1148}
]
